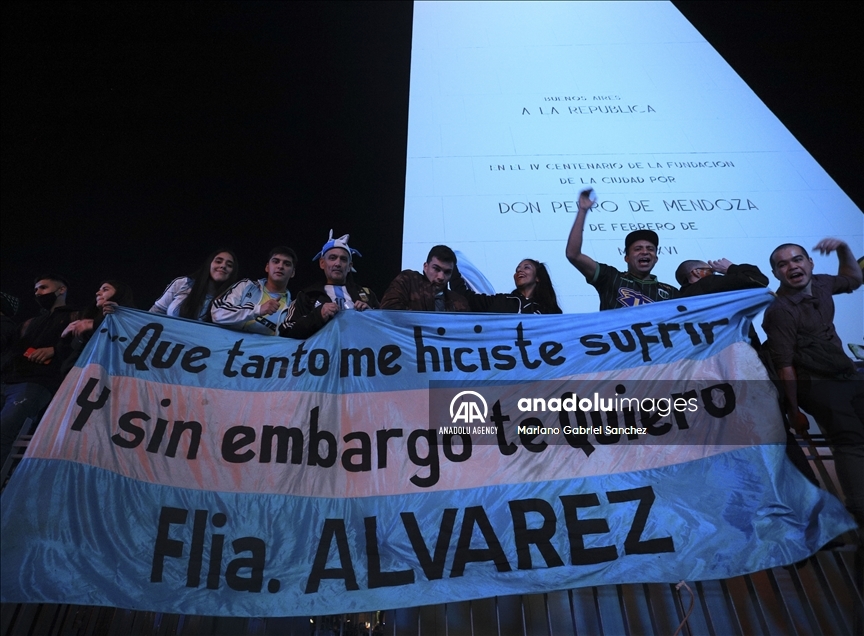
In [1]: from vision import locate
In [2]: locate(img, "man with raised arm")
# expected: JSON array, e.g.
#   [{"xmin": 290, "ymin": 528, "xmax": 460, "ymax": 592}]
[
  {"xmin": 211, "ymin": 246, "xmax": 296, "ymax": 335},
  {"xmin": 763, "ymin": 238, "xmax": 863, "ymax": 526},
  {"xmin": 565, "ymin": 189, "xmax": 677, "ymax": 310},
  {"xmin": 279, "ymin": 231, "xmax": 379, "ymax": 339},
  {"xmin": 380, "ymin": 245, "xmax": 469, "ymax": 312}
]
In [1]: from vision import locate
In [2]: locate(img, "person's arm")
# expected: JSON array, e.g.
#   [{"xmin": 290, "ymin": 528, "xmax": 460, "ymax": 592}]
[
  {"xmin": 279, "ymin": 292, "xmax": 333, "ymax": 339},
  {"xmin": 149, "ymin": 277, "xmax": 188, "ymax": 315},
  {"xmin": 564, "ymin": 190, "xmax": 600, "ymax": 279},
  {"xmin": 814, "ymin": 238, "xmax": 863, "ymax": 288},
  {"xmin": 444, "ymin": 290, "xmax": 471, "ymax": 312},
  {"xmin": 685, "ymin": 261, "xmax": 768, "ymax": 296},
  {"xmin": 211, "ymin": 280, "xmax": 260, "ymax": 327},
  {"xmin": 380, "ymin": 271, "xmax": 412, "ymax": 310},
  {"xmin": 448, "ymin": 266, "xmax": 471, "ymax": 296},
  {"xmin": 34, "ymin": 310, "xmax": 80, "ymax": 366},
  {"xmin": 25, "ymin": 346, "xmax": 55, "ymax": 364},
  {"xmin": 763, "ymin": 305, "xmax": 806, "ymax": 431},
  {"xmin": 706, "ymin": 258, "xmax": 732, "ymax": 275},
  {"xmin": 777, "ymin": 366, "xmax": 810, "ymax": 433},
  {"xmin": 448, "ymin": 266, "xmax": 498, "ymax": 311},
  {"xmin": 61, "ymin": 319, "xmax": 94, "ymax": 339},
  {"xmin": 730, "ymin": 263, "xmax": 769, "ymax": 288}
]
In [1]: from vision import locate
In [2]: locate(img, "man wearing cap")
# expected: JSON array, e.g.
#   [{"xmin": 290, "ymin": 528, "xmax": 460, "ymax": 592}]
[
  {"xmin": 279, "ymin": 231, "xmax": 379, "ymax": 339},
  {"xmin": 212, "ymin": 246, "xmax": 297, "ymax": 335},
  {"xmin": 565, "ymin": 190, "xmax": 677, "ymax": 310}
]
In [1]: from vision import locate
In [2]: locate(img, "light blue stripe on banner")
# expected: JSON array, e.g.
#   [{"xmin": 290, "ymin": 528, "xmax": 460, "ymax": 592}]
[
  {"xmin": 75, "ymin": 289, "xmax": 773, "ymax": 394},
  {"xmin": 1, "ymin": 445, "xmax": 852, "ymax": 616}
]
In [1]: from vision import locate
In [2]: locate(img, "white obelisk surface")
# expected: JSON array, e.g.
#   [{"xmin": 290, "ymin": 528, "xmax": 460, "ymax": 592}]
[{"xmin": 402, "ymin": 1, "xmax": 862, "ymax": 345}]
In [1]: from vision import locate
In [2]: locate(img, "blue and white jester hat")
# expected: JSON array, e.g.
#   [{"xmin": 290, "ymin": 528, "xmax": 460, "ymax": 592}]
[{"xmin": 313, "ymin": 230, "xmax": 362, "ymax": 272}]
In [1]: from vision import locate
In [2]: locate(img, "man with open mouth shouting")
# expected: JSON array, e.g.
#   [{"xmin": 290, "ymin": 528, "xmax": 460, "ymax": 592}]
[
  {"xmin": 763, "ymin": 238, "xmax": 864, "ymax": 529},
  {"xmin": 565, "ymin": 189, "xmax": 678, "ymax": 310}
]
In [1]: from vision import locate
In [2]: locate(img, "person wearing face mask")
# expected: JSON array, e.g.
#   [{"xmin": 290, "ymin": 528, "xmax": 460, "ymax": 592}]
[
  {"xmin": 380, "ymin": 245, "xmax": 470, "ymax": 312},
  {"xmin": 0, "ymin": 275, "xmax": 78, "ymax": 467},
  {"xmin": 59, "ymin": 280, "xmax": 135, "ymax": 375},
  {"xmin": 449, "ymin": 258, "xmax": 563, "ymax": 314},
  {"xmin": 279, "ymin": 231, "xmax": 379, "ymax": 339},
  {"xmin": 151, "ymin": 249, "xmax": 239, "ymax": 321}
]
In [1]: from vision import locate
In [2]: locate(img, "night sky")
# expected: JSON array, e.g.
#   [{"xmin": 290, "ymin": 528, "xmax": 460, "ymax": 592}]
[{"xmin": 2, "ymin": 1, "xmax": 861, "ymax": 319}]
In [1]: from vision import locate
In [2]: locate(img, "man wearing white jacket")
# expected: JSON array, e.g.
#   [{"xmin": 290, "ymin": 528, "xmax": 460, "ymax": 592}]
[{"xmin": 211, "ymin": 246, "xmax": 297, "ymax": 336}]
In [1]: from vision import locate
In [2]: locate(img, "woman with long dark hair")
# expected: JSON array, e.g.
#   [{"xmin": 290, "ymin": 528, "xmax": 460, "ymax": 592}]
[
  {"xmin": 451, "ymin": 258, "xmax": 563, "ymax": 314},
  {"xmin": 63, "ymin": 280, "xmax": 135, "ymax": 338},
  {"xmin": 60, "ymin": 279, "xmax": 135, "ymax": 373},
  {"xmin": 150, "ymin": 249, "xmax": 238, "ymax": 321}
]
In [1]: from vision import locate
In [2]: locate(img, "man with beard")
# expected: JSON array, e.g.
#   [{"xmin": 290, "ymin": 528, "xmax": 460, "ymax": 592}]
[
  {"xmin": 1, "ymin": 275, "xmax": 77, "ymax": 467},
  {"xmin": 279, "ymin": 231, "xmax": 378, "ymax": 339},
  {"xmin": 380, "ymin": 245, "xmax": 469, "ymax": 312},
  {"xmin": 565, "ymin": 189, "xmax": 677, "ymax": 310},
  {"xmin": 763, "ymin": 238, "xmax": 863, "ymax": 527}
]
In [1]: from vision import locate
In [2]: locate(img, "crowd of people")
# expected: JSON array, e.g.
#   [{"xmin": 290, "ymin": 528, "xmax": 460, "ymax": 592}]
[{"xmin": 1, "ymin": 190, "xmax": 862, "ymax": 529}]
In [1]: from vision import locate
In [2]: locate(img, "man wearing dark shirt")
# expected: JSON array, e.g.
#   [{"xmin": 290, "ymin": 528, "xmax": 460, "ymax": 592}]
[
  {"xmin": 380, "ymin": 245, "xmax": 469, "ymax": 312},
  {"xmin": 673, "ymin": 256, "xmax": 822, "ymax": 483},
  {"xmin": 565, "ymin": 190, "xmax": 677, "ymax": 310},
  {"xmin": 675, "ymin": 258, "xmax": 768, "ymax": 297},
  {"xmin": 676, "ymin": 258, "xmax": 769, "ymax": 345},
  {"xmin": 1, "ymin": 275, "xmax": 77, "ymax": 467},
  {"xmin": 280, "ymin": 231, "xmax": 379, "ymax": 339},
  {"xmin": 763, "ymin": 238, "xmax": 863, "ymax": 526}
]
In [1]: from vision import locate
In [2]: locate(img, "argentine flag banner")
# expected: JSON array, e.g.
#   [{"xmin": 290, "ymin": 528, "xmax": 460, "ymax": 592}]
[{"xmin": 0, "ymin": 291, "xmax": 854, "ymax": 616}]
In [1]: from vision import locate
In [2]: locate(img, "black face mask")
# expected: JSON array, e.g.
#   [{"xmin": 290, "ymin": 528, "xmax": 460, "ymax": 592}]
[{"xmin": 34, "ymin": 292, "xmax": 57, "ymax": 312}]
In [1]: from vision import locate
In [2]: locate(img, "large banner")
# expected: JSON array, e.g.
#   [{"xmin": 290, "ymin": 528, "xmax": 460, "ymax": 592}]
[{"xmin": 0, "ymin": 295, "xmax": 854, "ymax": 616}]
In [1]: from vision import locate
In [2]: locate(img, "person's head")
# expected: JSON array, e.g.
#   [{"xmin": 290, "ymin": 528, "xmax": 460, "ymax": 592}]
[
  {"xmin": 320, "ymin": 248, "xmax": 350, "ymax": 285},
  {"xmin": 623, "ymin": 230, "xmax": 659, "ymax": 278},
  {"xmin": 423, "ymin": 245, "xmax": 457, "ymax": 292},
  {"xmin": 208, "ymin": 250, "xmax": 237, "ymax": 285},
  {"xmin": 265, "ymin": 246, "xmax": 297, "ymax": 291},
  {"xmin": 34, "ymin": 274, "xmax": 68, "ymax": 311},
  {"xmin": 178, "ymin": 249, "xmax": 239, "ymax": 320},
  {"xmin": 95, "ymin": 280, "xmax": 135, "ymax": 309},
  {"xmin": 514, "ymin": 259, "xmax": 539, "ymax": 291},
  {"xmin": 770, "ymin": 243, "xmax": 813, "ymax": 290},
  {"xmin": 515, "ymin": 259, "xmax": 562, "ymax": 313},
  {"xmin": 314, "ymin": 231, "xmax": 361, "ymax": 285},
  {"xmin": 675, "ymin": 260, "xmax": 713, "ymax": 287}
]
